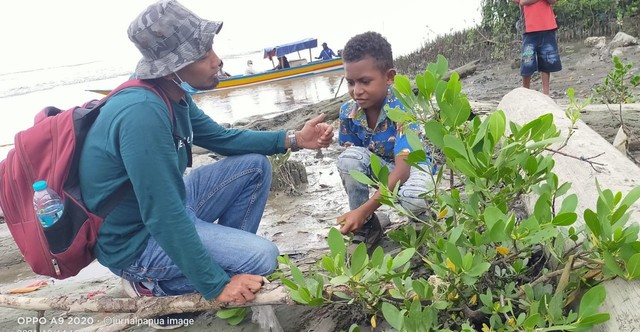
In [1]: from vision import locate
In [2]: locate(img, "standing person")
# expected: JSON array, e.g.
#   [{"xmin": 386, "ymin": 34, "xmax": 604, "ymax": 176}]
[
  {"xmin": 78, "ymin": 0, "xmax": 333, "ymax": 328},
  {"xmin": 316, "ymin": 42, "xmax": 337, "ymax": 61},
  {"xmin": 245, "ymin": 59, "xmax": 257, "ymax": 75},
  {"xmin": 516, "ymin": 0, "xmax": 562, "ymax": 96},
  {"xmin": 335, "ymin": 31, "xmax": 433, "ymax": 252}
]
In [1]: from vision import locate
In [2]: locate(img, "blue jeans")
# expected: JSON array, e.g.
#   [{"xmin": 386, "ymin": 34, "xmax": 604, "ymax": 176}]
[
  {"xmin": 336, "ymin": 146, "xmax": 432, "ymax": 214},
  {"xmin": 111, "ymin": 154, "xmax": 279, "ymax": 296},
  {"xmin": 520, "ymin": 29, "xmax": 562, "ymax": 76}
]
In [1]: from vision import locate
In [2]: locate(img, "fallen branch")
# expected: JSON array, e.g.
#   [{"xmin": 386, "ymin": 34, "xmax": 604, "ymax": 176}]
[{"xmin": 0, "ymin": 283, "xmax": 292, "ymax": 332}]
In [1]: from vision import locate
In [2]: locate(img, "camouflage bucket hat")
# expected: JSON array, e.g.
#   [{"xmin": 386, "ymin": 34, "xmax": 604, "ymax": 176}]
[{"xmin": 128, "ymin": 0, "xmax": 223, "ymax": 79}]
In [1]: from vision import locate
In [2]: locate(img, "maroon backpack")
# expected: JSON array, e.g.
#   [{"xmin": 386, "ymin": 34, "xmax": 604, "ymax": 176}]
[{"xmin": 0, "ymin": 79, "xmax": 173, "ymax": 279}]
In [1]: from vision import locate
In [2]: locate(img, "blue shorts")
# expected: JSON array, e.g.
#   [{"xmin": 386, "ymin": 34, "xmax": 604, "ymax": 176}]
[{"xmin": 520, "ymin": 29, "xmax": 562, "ymax": 77}]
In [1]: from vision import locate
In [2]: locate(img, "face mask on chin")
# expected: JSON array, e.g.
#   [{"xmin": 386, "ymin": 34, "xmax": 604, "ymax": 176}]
[{"xmin": 173, "ymin": 73, "xmax": 199, "ymax": 95}]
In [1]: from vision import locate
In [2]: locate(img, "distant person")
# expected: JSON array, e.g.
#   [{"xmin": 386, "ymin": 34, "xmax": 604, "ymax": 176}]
[
  {"xmin": 515, "ymin": 0, "xmax": 562, "ymax": 96},
  {"xmin": 245, "ymin": 59, "xmax": 257, "ymax": 75},
  {"xmin": 316, "ymin": 42, "xmax": 337, "ymax": 61},
  {"xmin": 274, "ymin": 55, "xmax": 290, "ymax": 70},
  {"xmin": 335, "ymin": 31, "xmax": 434, "ymax": 252},
  {"xmin": 217, "ymin": 60, "xmax": 232, "ymax": 78},
  {"xmin": 78, "ymin": 0, "xmax": 334, "ymax": 329}
]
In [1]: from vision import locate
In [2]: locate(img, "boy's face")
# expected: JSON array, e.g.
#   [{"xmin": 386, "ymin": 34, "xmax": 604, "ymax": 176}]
[{"xmin": 344, "ymin": 56, "xmax": 395, "ymax": 112}]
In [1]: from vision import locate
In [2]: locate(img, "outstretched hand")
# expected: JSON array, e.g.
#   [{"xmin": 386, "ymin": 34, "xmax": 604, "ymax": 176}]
[
  {"xmin": 296, "ymin": 113, "xmax": 334, "ymax": 149},
  {"xmin": 215, "ymin": 274, "xmax": 264, "ymax": 305}
]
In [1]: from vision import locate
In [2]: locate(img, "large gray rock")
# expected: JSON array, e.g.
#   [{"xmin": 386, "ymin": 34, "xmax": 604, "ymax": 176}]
[
  {"xmin": 499, "ymin": 87, "xmax": 640, "ymax": 331},
  {"xmin": 609, "ymin": 32, "xmax": 638, "ymax": 49}
]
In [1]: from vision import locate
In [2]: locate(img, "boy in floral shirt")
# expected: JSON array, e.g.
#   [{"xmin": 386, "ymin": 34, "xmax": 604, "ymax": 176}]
[{"xmin": 336, "ymin": 31, "xmax": 433, "ymax": 250}]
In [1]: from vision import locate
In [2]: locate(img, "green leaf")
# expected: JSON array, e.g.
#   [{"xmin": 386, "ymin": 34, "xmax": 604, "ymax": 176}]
[
  {"xmin": 620, "ymin": 186, "xmax": 640, "ymax": 213},
  {"xmin": 370, "ymin": 154, "xmax": 382, "ymax": 177},
  {"xmin": 443, "ymin": 135, "xmax": 467, "ymax": 158},
  {"xmin": 446, "ymin": 242, "xmax": 463, "ymax": 270},
  {"xmin": 290, "ymin": 265, "xmax": 306, "ymax": 285},
  {"xmin": 350, "ymin": 242, "xmax": 368, "ymax": 274},
  {"xmin": 603, "ymin": 251, "xmax": 625, "ymax": 277},
  {"xmin": 386, "ymin": 106, "xmax": 411, "ymax": 123},
  {"xmin": 392, "ymin": 248, "xmax": 416, "ymax": 270},
  {"xmin": 625, "ymin": 253, "xmax": 640, "ymax": 279},
  {"xmin": 216, "ymin": 308, "xmax": 245, "ymax": 319},
  {"xmin": 559, "ymin": 194, "xmax": 578, "ymax": 214},
  {"xmin": 423, "ymin": 120, "xmax": 446, "ymax": 149},
  {"xmin": 453, "ymin": 158, "xmax": 479, "ymax": 178},
  {"xmin": 327, "ymin": 227, "xmax": 346, "ymax": 257},
  {"xmin": 523, "ymin": 313, "xmax": 540, "ymax": 329},
  {"xmin": 466, "ymin": 262, "xmax": 490, "ymax": 277},
  {"xmin": 330, "ymin": 275, "xmax": 350, "ymax": 286},
  {"xmin": 225, "ymin": 311, "xmax": 247, "ymax": 325},
  {"xmin": 349, "ymin": 170, "xmax": 376, "ymax": 186},
  {"xmin": 280, "ymin": 277, "xmax": 298, "ymax": 291},
  {"xmin": 584, "ymin": 209, "xmax": 602, "ymax": 237},
  {"xmin": 394, "ymin": 75, "xmax": 413, "ymax": 97},
  {"xmin": 578, "ymin": 313, "xmax": 610, "ymax": 326},
  {"xmin": 381, "ymin": 302, "xmax": 404, "ymax": 330},
  {"xmin": 405, "ymin": 128, "xmax": 423, "ymax": 152},
  {"xmin": 578, "ymin": 285, "xmax": 606, "ymax": 319},
  {"xmin": 321, "ymin": 256, "xmax": 336, "ymax": 274},
  {"xmin": 487, "ymin": 110, "xmax": 506, "ymax": 141},
  {"xmin": 552, "ymin": 212, "xmax": 577, "ymax": 226},
  {"xmin": 525, "ymin": 156, "xmax": 538, "ymax": 175}
]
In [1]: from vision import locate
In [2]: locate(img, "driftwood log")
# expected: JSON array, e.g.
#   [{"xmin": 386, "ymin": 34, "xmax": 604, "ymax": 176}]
[{"xmin": 0, "ymin": 282, "xmax": 292, "ymax": 332}]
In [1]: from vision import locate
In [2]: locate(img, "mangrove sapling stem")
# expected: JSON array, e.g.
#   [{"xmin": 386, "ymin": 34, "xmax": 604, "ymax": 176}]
[{"xmin": 514, "ymin": 262, "xmax": 587, "ymax": 298}]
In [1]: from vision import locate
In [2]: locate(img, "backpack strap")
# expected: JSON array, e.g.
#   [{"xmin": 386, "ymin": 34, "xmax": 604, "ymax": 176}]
[{"xmin": 92, "ymin": 79, "xmax": 190, "ymax": 218}]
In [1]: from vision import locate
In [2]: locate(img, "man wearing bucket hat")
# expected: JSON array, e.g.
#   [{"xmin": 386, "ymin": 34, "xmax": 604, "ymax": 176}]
[{"xmin": 79, "ymin": 0, "xmax": 333, "ymax": 324}]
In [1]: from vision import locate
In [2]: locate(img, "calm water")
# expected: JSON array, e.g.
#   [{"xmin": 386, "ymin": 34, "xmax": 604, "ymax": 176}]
[
  {"xmin": 0, "ymin": 69, "xmax": 348, "ymax": 160},
  {"xmin": 0, "ymin": 0, "xmax": 484, "ymax": 160}
]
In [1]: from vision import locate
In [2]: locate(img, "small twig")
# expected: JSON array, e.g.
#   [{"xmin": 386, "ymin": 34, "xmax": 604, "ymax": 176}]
[{"xmin": 544, "ymin": 148, "xmax": 606, "ymax": 172}]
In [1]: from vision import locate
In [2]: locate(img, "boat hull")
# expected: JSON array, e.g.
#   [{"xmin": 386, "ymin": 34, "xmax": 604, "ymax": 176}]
[
  {"xmin": 212, "ymin": 58, "xmax": 343, "ymax": 92},
  {"xmin": 87, "ymin": 58, "xmax": 344, "ymax": 96}
]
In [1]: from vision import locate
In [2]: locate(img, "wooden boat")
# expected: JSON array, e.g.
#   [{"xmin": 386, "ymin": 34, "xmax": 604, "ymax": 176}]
[{"xmin": 88, "ymin": 38, "xmax": 343, "ymax": 95}]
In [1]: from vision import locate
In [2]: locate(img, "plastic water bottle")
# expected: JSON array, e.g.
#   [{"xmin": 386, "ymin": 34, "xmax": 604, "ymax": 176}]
[{"xmin": 32, "ymin": 180, "xmax": 64, "ymax": 228}]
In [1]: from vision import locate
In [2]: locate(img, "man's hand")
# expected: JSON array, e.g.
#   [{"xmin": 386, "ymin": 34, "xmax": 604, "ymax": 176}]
[
  {"xmin": 215, "ymin": 274, "xmax": 264, "ymax": 304},
  {"xmin": 296, "ymin": 113, "xmax": 334, "ymax": 149}
]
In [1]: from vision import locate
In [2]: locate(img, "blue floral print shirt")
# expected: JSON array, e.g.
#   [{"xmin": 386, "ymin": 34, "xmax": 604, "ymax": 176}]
[{"xmin": 338, "ymin": 86, "xmax": 421, "ymax": 163}]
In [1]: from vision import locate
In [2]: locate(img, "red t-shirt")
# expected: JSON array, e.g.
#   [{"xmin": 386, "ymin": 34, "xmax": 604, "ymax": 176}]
[{"xmin": 517, "ymin": 0, "xmax": 558, "ymax": 33}]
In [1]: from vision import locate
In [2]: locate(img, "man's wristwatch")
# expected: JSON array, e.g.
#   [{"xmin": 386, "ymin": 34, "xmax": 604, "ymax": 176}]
[{"xmin": 287, "ymin": 130, "xmax": 300, "ymax": 152}]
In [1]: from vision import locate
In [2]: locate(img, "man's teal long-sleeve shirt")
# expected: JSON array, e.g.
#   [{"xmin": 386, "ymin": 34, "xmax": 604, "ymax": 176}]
[{"xmin": 79, "ymin": 87, "xmax": 287, "ymax": 300}]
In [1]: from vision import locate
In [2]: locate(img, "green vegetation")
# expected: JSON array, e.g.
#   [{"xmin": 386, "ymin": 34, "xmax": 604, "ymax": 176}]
[
  {"xmin": 395, "ymin": 0, "xmax": 640, "ymax": 78},
  {"xmin": 276, "ymin": 56, "xmax": 640, "ymax": 331}
]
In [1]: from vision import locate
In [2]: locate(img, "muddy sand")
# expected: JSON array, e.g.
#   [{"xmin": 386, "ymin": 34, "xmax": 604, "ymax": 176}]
[{"xmin": 0, "ymin": 38, "xmax": 639, "ymax": 331}]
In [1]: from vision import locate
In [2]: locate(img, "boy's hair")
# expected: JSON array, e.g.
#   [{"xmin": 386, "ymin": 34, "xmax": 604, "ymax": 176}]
[{"xmin": 342, "ymin": 31, "xmax": 393, "ymax": 72}]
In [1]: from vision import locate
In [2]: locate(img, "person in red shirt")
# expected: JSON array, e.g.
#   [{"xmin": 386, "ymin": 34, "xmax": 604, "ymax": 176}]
[{"xmin": 516, "ymin": 0, "xmax": 562, "ymax": 96}]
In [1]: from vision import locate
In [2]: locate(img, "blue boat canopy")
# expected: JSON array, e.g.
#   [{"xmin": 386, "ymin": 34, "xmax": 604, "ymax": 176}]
[{"xmin": 263, "ymin": 38, "xmax": 318, "ymax": 58}]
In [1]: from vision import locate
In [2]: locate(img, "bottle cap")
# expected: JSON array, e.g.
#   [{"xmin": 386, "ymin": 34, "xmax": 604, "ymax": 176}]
[{"xmin": 33, "ymin": 180, "xmax": 48, "ymax": 191}]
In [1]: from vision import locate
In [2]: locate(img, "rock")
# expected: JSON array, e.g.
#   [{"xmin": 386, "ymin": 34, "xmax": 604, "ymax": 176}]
[
  {"xmin": 611, "ymin": 48, "xmax": 624, "ymax": 58},
  {"xmin": 585, "ymin": 36, "xmax": 606, "ymax": 49},
  {"xmin": 609, "ymin": 32, "xmax": 638, "ymax": 49}
]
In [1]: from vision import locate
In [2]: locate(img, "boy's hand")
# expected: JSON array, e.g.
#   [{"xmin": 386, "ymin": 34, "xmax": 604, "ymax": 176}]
[
  {"xmin": 337, "ymin": 209, "xmax": 369, "ymax": 235},
  {"xmin": 215, "ymin": 274, "xmax": 264, "ymax": 304}
]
